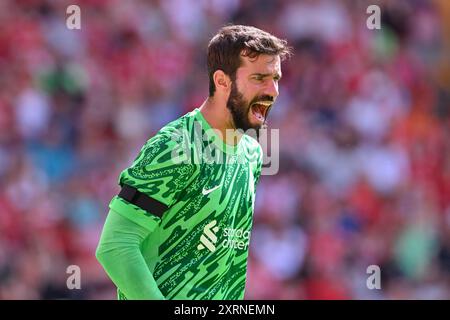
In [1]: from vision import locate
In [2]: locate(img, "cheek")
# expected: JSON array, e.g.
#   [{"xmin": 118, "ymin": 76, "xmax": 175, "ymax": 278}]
[
  {"xmin": 241, "ymin": 87, "xmax": 258, "ymax": 105},
  {"xmin": 235, "ymin": 80, "xmax": 258, "ymax": 109}
]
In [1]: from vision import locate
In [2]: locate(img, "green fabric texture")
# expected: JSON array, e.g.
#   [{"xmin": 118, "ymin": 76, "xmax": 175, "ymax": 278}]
[
  {"xmin": 96, "ymin": 209, "xmax": 165, "ymax": 300},
  {"xmin": 97, "ymin": 108, "xmax": 263, "ymax": 300}
]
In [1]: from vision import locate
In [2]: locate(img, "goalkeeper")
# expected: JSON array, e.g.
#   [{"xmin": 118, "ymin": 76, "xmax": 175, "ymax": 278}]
[{"xmin": 96, "ymin": 25, "xmax": 291, "ymax": 300}]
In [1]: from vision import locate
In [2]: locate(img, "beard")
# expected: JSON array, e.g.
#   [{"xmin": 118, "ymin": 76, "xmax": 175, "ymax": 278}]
[
  {"xmin": 226, "ymin": 81, "xmax": 255, "ymax": 132},
  {"xmin": 226, "ymin": 81, "xmax": 272, "ymax": 139}
]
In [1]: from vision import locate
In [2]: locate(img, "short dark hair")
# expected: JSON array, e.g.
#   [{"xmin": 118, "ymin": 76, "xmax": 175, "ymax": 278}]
[{"xmin": 207, "ymin": 25, "xmax": 292, "ymax": 97}]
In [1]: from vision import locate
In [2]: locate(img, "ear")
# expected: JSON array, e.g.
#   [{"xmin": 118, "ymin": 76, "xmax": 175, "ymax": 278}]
[{"xmin": 213, "ymin": 70, "xmax": 231, "ymax": 94}]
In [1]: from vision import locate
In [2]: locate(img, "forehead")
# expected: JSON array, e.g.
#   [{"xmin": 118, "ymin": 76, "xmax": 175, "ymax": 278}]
[{"xmin": 237, "ymin": 54, "xmax": 281, "ymax": 76}]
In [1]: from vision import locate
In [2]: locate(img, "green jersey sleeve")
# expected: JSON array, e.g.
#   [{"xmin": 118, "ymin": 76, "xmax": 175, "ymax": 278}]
[
  {"xmin": 96, "ymin": 209, "xmax": 166, "ymax": 300},
  {"xmin": 109, "ymin": 129, "xmax": 198, "ymax": 232}
]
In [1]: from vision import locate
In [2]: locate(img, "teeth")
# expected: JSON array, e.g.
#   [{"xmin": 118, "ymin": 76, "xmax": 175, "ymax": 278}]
[
  {"xmin": 254, "ymin": 101, "xmax": 272, "ymax": 107},
  {"xmin": 251, "ymin": 101, "xmax": 272, "ymax": 122}
]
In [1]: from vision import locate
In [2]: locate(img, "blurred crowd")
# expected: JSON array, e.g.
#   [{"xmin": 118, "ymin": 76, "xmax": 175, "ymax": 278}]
[{"xmin": 0, "ymin": 0, "xmax": 449, "ymax": 299}]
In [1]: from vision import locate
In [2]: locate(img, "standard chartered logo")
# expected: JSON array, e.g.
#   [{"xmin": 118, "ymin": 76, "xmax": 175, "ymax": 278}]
[
  {"xmin": 222, "ymin": 227, "xmax": 250, "ymax": 250},
  {"xmin": 197, "ymin": 220, "xmax": 251, "ymax": 253},
  {"xmin": 197, "ymin": 220, "xmax": 219, "ymax": 252}
]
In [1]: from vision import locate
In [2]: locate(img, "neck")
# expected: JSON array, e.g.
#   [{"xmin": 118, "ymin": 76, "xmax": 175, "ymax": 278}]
[{"xmin": 198, "ymin": 97, "xmax": 242, "ymax": 146}]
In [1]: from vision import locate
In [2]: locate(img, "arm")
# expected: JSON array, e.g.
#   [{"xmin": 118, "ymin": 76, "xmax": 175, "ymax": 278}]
[
  {"xmin": 96, "ymin": 209, "xmax": 165, "ymax": 300},
  {"xmin": 96, "ymin": 128, "xmax": 197, "ymax": 299}
]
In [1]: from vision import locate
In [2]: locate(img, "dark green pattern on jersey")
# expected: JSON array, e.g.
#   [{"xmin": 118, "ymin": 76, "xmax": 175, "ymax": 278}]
[{"xmin": 109, "ymin": 108, "xmax": 263, "ymax": 300}]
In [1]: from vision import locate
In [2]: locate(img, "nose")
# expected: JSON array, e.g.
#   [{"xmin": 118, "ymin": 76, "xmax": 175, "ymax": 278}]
[{"xmin": 265, "ymin": 79, "xmax": 279, "ymax": 99}]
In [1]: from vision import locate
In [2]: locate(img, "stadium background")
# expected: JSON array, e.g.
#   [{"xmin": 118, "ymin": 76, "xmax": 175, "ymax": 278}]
[{"xmin": 0, "ymin": 0, "xmax": 449, "ymax": 299}]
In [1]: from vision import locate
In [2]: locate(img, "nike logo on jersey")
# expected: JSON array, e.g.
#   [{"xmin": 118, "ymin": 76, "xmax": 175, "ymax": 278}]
[{"xmin": 202, "ymin": 184, "xmax": 221, "ymax": 195}]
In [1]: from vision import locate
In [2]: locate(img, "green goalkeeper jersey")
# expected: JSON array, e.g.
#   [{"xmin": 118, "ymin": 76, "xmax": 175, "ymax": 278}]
[{"xmin": 108, "ymin": 108, "xmax": 263, "ymax": 300}]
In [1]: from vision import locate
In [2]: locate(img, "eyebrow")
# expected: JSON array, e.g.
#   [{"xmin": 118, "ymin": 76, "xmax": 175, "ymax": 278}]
[{"xmin": 251, "ymin": 72, "xmax": 282, "ymax": 80}]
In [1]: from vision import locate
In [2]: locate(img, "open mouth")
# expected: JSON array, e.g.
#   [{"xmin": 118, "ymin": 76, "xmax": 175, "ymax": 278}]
[{"xmin": 250, "ymin": 101, "xmax": 272, "ymax": 123}]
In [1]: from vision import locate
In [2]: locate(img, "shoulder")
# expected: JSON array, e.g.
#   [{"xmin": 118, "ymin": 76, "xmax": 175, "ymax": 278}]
[
  {"xmin": 140, "ymin": 109, "xmax": 207, "ymax": 167},
  {"xmin": 143, "ymin": 110, "xmax": 197, "ymax": 149},
  {"xmin": 154, "ymin": 111, "xmax": 191, "ymax": 140}
]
